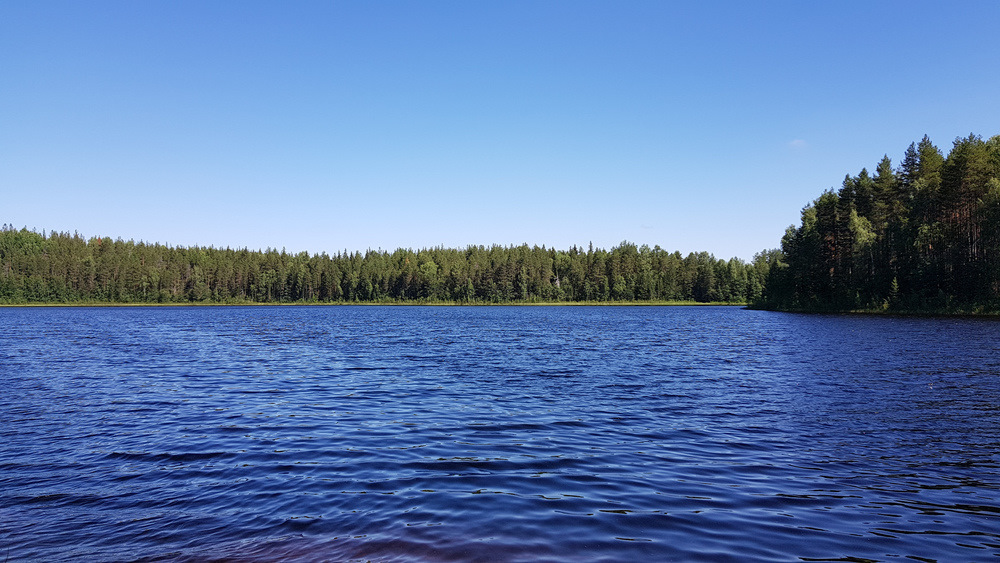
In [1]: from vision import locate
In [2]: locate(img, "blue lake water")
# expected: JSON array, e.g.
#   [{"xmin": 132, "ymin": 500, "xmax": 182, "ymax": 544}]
[{"xmin": 1, "ymin": 305, "xmax": 998, "ymax": 562}]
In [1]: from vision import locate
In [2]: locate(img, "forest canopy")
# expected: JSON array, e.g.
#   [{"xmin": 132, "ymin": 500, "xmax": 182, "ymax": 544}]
[
  {"xmin": 757, "ymin": 133, "xmax": 1000, "ymax": 313},
  {"xmin": 0, "ymin": 228, "xmax": 768, "ymax": 305},
  {"xmin": 6, "ymin": 133, "xmax": 998, "ymax": 312}
]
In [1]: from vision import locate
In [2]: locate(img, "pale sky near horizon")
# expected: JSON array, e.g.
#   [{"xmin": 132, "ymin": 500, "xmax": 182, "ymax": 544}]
[{"xmin": 3, "ymin": 1, "xmax": 999, "ymax": 260}]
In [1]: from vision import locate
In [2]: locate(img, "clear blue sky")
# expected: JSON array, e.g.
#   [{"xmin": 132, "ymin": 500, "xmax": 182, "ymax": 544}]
[{"xmin": 3, "ymin": 1, "xmax": 999, "ymax": 260}]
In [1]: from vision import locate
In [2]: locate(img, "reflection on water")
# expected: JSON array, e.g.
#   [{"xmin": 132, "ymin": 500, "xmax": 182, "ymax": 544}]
[{"xmin": 1, "ymin": 306, "xmax": 998, "ymax": 561}]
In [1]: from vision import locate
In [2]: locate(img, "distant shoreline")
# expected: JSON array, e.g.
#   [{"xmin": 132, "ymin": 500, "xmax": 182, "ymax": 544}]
[
  {"xmin": 7, "ymin": 302, "xmax": 1000, "ymax": 316},
  {"xmin": 749, "ymin": 305, "xmax": 1000, "ymax": 318},
  {"xmin": 6, "ymin": 301, "xmax": 999, "ymax": 316},
  {"xmin": 0, "ymin": 300, "xmax": 746, "ymax": 308}
]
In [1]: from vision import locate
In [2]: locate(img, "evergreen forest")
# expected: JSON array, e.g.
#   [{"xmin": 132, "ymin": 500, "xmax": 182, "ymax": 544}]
[
  {"xmin": 4, "ymin": 132, "xmax": 998, "ymax": 312},
  {"xmin": 0, "ymin": 228, "xmax": 768, "ymax": 305},
  {"xmin": 759, "ymin": 133, "xmax": 1000, "ymax": 313}
]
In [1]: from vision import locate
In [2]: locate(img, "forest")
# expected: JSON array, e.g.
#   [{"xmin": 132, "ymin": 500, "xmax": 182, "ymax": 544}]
[
  {"xmin": 5, "ymin": 133, "xmax": 998, "ymax": 311},
  {"xmin": 0, "ymin": 227, "xmax": 769, "ymax": 305},
  {"xmin": 758, "ymin": 132, "xmax": 1000, "ymax": 313}
]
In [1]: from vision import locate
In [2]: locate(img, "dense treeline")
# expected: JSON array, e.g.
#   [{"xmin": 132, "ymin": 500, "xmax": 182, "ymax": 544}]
[
  {"xmin": 759, "ymin": 133, "xmax": 1000, "ymax": 312},
  {"xmin": 0, "ymin": 227, "xmax": 768, "ymax": 305}
]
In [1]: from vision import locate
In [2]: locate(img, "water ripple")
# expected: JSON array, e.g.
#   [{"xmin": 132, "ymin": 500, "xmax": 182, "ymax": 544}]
[{"xmin": 2, "ymin": 306, "xmax": 999, "ymax": 561}]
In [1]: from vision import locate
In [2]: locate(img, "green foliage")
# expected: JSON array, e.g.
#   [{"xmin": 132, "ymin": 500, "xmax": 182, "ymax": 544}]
[
  {"xmin": 757, "ymin": 132, "xmax": 1000, "ymax": 312},
  {"xmin": 0, "ymin": 227, "xmax": 758, "ymax": 305}
]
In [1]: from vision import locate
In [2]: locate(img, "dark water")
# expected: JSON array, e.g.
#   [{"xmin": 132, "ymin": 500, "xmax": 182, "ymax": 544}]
[{"xmin": 1, "ymin": 306, "xmax": 999, "ymax": 562}]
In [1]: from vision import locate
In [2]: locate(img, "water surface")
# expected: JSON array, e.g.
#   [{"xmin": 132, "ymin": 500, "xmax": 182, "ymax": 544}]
[{"xmin": 1, "ymin": 306, "xmax": 998, "ymax": 561}]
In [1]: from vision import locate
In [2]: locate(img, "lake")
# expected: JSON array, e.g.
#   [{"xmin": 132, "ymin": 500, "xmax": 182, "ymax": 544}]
[{"xmin": 1, "ymin": 305, "xmax": 998, "ymax": 562}]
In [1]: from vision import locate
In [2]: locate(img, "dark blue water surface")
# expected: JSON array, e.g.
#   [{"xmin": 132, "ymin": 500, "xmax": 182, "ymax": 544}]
[{"xmin": 1, "ymin": 306, "xmax": 999, "ymax": 562}]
